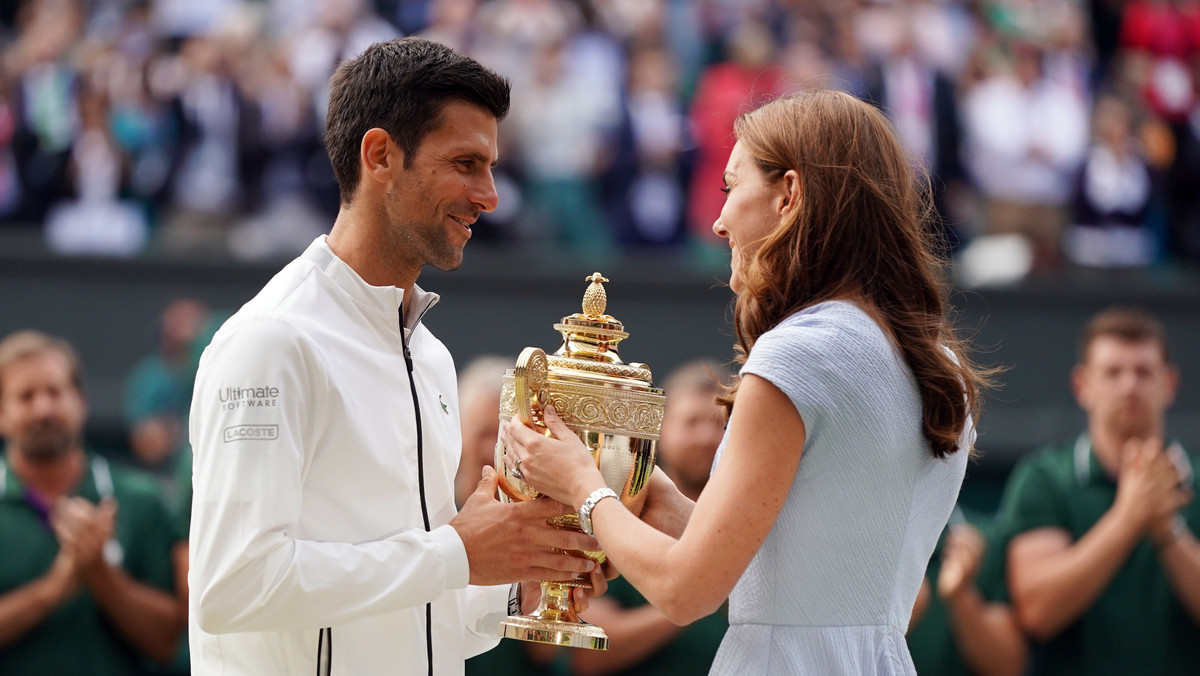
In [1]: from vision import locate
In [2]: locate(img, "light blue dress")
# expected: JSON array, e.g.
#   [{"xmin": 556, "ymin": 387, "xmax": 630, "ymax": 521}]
[{"xmin": 709, "ymin": 301, "xmax": 970, "ymax": 675}]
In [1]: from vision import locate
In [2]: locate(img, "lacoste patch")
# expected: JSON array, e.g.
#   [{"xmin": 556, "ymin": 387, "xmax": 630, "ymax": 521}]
[{"xmin": 224, "ymin": 424, "xmax": 280, "ymax": 443}]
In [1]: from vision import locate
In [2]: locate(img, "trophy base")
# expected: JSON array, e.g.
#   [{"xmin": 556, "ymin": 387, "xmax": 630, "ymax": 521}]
[{"xmin": 498, "ymin": 614, "xmax": 609, "ymax": 650}]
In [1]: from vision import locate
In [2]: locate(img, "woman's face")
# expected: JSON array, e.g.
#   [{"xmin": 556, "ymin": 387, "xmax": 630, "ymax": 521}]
[{"xmin": 712, "ymin": 141, "xmax": 787, "ymax": 294}]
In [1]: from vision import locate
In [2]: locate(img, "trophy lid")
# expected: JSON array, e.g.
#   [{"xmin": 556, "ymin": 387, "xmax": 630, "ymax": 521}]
[{"xmin": 548, "ymin": 273, "xmax": 656, "ymax": 384}]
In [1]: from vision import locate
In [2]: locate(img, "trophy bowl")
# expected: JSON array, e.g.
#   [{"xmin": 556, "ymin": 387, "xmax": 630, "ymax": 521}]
[{"xmin": 494, "ymin": 273, "xmax": 665, "ymax": 650}]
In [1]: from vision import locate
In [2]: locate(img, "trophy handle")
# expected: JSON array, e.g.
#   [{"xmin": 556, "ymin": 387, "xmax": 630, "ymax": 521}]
[{"xmin": 512, "ymin": 346, "xmax": 550, "ymax": 434}]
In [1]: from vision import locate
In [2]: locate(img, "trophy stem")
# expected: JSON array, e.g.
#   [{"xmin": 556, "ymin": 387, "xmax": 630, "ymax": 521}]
[{"xmin": 498, "ymin": 581, "xmax": 610, "ymax": 650}]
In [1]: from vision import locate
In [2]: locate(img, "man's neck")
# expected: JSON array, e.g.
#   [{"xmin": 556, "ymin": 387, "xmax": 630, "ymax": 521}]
[
  {"xmin": 1088, "ymin": 421, "xmax": 1164, "ymax": 477},
  {"xmin": 9, "ymin": 447, "xmax": 86, "ymax": 503},
  {"xmin": 327, "ymin": 207, "xmax": 419, "ymax": 319}
]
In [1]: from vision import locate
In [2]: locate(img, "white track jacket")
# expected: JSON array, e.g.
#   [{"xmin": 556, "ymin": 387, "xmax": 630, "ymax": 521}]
[{"xmin": 188, "ymin": 236, "xmax": 508, "ymax": 675}]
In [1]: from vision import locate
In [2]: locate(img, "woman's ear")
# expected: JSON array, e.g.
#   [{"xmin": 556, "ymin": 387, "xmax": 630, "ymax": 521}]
[{"xmin": 779, "ymin": 169, "xmax": 802, "ymax": 217}]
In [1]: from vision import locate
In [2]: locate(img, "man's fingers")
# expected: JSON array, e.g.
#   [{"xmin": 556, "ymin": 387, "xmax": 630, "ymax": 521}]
[
  {"xmin": 588, "ymin": 565, "xmax": 608, "ymax": 597},
  {"xmin": 475, "ymin": 465, "xmax": 499, "ymax": 498},
  {"xmin": 513, "ymin": 497, "xmax": 576, "ymax": 519}
]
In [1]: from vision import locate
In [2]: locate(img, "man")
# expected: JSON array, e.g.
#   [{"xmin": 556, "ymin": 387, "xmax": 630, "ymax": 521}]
[
  {"xmin": 188, "ymin": 38, "xmax": 604, "ymax": 676},
  {"xmin": 1000, "ymin": 306, "xmax": 1200, "ymax": 674},
  {"xmin": 0, "ymin": 330, "xmax": 184, "ymax": 675},
  {"xmin": 570, "ymin": 360, "xmax": 731, "ymax": 675}
]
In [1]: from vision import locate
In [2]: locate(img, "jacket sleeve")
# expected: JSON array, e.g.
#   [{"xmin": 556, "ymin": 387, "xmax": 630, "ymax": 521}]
[
  {"xmin": 188, "ymin": 316, "xmax": 472, "ymax": 633},
  {"xmin": 462, "ymin": 583, "xmax": 511, "ymax": 658}
]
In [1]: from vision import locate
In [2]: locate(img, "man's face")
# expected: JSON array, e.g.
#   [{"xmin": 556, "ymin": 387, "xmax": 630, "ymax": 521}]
[
  {"xmin": 657, "ymin": 390, "xmax": 726, "ymax": 491},
  {"xmin": 385, "ymin": 100, "xmax": 499, "ymax": 273},
  {"xmin": 1073, "ymin": 336, "xmax": 1178, "ymax": 442},
  {"xmin": 0, "ymin": 351, "xmax": 87, "ymax": 461}
]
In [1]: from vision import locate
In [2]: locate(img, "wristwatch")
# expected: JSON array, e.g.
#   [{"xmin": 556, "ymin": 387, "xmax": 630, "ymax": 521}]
[{"xmin": 578, "ymin": 487, "xmax": 619, "ymax": 536}]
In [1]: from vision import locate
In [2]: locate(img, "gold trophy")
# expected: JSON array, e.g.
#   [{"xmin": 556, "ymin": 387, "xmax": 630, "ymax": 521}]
[{"xmin": 495, "ymin": 272, "xmax": 666, "ymax": 650}]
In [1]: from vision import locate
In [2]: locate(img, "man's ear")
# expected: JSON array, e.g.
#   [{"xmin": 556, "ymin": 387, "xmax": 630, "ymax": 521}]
[
  {"xmin": 779, "ymin": 169, "xmax": 802, "ymax": 217},
  {"xmin": 360, "ymin": 127, "xmax": 399, "ymax": 186}
]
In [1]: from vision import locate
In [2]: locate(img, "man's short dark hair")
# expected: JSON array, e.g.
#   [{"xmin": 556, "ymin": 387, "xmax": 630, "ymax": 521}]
[
  {"xmin": 1078, "ymin": 306, "xmax": 1172, "ymax": 364},
  {"xmin": 325, "ymin": 37, "xmax": 511, "ymax": 204}
]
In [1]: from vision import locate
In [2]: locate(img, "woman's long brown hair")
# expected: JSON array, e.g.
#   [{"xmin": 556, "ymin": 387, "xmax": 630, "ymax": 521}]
[{"xmin": 717, "ymin": 90, "xmax": 990, "ymax": 458}]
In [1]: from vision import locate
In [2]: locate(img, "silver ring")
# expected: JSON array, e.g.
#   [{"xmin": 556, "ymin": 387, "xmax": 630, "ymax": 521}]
[
  {"xmin": 510, "ymin": 456, "xmax": 524, "ymax": 480},
  {"xmin": 510, "ymin": 468, "xmax": 524, "ymax": 480}
]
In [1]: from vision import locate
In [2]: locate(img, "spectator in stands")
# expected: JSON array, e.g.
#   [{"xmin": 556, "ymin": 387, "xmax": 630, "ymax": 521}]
[
  {"xmin": 1000, "ymin": 306, "xmax": 1200, "ymax": 674},
  {"xmin": 1065, "ymin": 93, "xmax": 1158, "ymax": 267},
  {"xmin": 6, "ymin": 0, "xmax": 85, "ymax": 228},
  {"xmin": 570, "ymin": 358, "xmax": 731, "ymax": 676},
  {"xmin": 863, "ymin": 14, "xmax": 968, "ymax": 250},
  {"xmin": 0, "ymin": 330, "xmax": 185, "ymax": 675},
  {"xmin": 603, "ymin": 40, "xmax": 692, "ymax": 248},
  {"xmin": 1166, "ymin": 58, "xmax": 1200, "ymax": 262},
  {"xmin": 907, "ymin": 506, "xmax": 1027, "ymax": 676},
  {"xmin": 960, "ymin": 40, "xmax": 1090, "ymax": 271},
  {"xmin": 507, "ymin": 36, "xmax": 620, "ymax": 254},
  {"xmin": 686, "ymin": 19, "xmax": 785, "ymax": 248}
]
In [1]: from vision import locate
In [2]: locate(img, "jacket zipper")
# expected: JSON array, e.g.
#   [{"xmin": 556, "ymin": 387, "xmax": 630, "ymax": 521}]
[
  {"xmin": 316, "ymin": 627, "xmax": 331, "ymax": 676},
  {"xmin": 401, "ymin": 307, "xmax": 435, "ymax": 676}
]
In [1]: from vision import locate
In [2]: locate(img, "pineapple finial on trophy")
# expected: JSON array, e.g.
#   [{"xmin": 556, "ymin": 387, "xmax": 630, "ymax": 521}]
[{"xmin": 582, "ymin": 273, "xmax": 609, "ymax": 317}]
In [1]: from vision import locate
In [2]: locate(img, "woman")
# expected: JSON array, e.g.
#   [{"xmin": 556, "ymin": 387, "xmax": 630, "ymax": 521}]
[{"xmin": 501, "ymin": 90, "xmax": 990, "ymax": 674}]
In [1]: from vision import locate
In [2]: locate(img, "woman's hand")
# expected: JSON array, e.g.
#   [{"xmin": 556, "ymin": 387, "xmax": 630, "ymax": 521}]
[{"xmin": 501, "ymin": 404, "xmax": 607, "ymax": 509}]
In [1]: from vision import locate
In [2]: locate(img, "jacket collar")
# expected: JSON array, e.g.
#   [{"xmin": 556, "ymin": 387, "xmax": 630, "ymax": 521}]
[{"xmin": 301, "ymin": 236, "xmax": 440, "ymax": 333}]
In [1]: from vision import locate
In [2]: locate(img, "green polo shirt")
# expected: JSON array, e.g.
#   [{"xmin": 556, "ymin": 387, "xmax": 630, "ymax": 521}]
[
  {"xmin": 0, "ymin": 450, "xmax": 183, "ymax": 676},
  {"xmin": 906, "ymin": 506, "xmax": 1010, "ymax": 676},
  {"xmin": 998, "ymin": 436, "xmax": 1200, "ymax": 675}
]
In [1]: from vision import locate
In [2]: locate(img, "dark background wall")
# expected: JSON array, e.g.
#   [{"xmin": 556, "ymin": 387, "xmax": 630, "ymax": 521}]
[{"xmin": 3, "ymin": 246, "xmax": 1198, "ymax": 511}]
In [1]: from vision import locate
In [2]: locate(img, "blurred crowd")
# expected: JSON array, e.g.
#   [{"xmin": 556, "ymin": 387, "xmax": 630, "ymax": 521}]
[{"xmin": 1, "ymin": 0, "xmax": 1200, "ymax": 275}]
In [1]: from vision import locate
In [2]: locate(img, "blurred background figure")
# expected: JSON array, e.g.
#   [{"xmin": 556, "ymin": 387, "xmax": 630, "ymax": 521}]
[
  {"xmin": 122, "ymin": 297, "xmax": 209, "ymax": 474},
  {"xmin": 1065, "ymin": 93, "xmax": 1158, "ymax": 268},
  {"xmin": 453, "ymin": 353, "xmax": 510, "ymax": 509},
  {"xmin": 960, "ymin": 39, "xmax": 1089, "ymax": 274},
  {"xmin": 602, "ymin": 39, "xmax": 693, "ymax": 249},
  {"xmin": 686, "ymin": 19, "xmax": 784, "ymax": 253},
  {"xmin": 862, "ymin": 4, "xmax": 970, "ymax": 252},
  {"xmin": 455, "ymin": 353, "xmax": 564, "ymax": 676},
  {"xmin": 1000, "ymin": 306, "xmax": 1200, "ymax": 675},
  {"xmin": 570, "ymin": 358, "xmax": 730, "ymax": 676},
  {"xmin": 0, "ymin": 330, "xmax": 185, "ymax": 675},
  {"xmin": 907, "ymin": 506, "xmax": 1028, "ymax": 676}
]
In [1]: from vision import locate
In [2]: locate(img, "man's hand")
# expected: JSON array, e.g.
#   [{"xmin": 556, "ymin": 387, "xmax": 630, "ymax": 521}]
[
  {"xmin": 452, "ymin": 467, "xmax": 604, "ymax": 586},
  {"xmin": 637, "ymin": 467, "xmax": 693, "ymax": 539},
  {"xmin": 517, "ymin": 564, "xmax": 609, "ymax": 618},
  {"xmin": 51, "ymin": 497, "xmax": 117, "ymax": 574},
  {"xmin": 1115, "ymin": 438, "xmax": 1191, "ymax": 535},
  {"xmin": 938, "ymin": 523, "xmax": 986, "ymax": 601}
]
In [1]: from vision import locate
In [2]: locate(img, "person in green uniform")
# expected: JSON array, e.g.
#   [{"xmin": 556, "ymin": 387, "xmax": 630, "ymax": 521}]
[
  {"xmin": 0, "ymin": 330, "xmax": 185, "ymax": 675},
  {"xmin": 569, "ymin": 360, "xmax": 731, "ymax": 676},
  {"xmin": 1001, "ymin": 306, "xmax": 1200, "ymax": 675},
  {"xmin": 906, "ymin": 506, "xmax": 1027, "ymax": 676}
]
